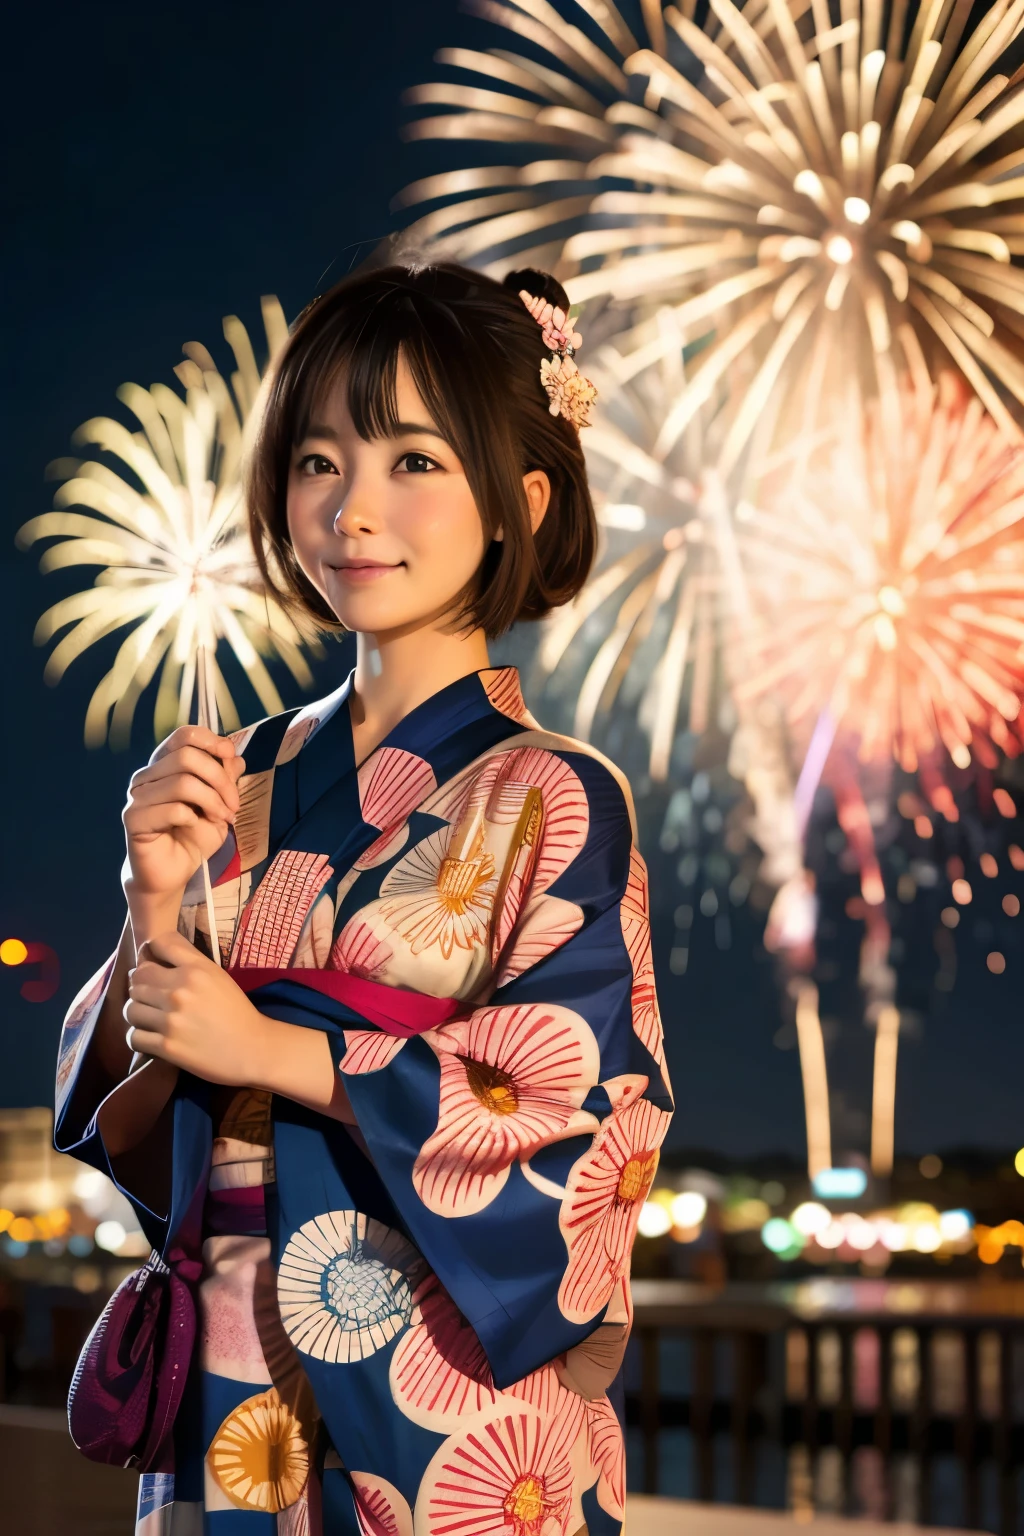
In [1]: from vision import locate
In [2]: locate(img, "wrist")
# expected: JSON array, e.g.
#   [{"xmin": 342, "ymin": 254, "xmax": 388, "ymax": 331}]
[
  {"xmin": 246, "ymin": 1010, "xmax": 283, "ymax": 1093},
  {"xmin": 123, "ymin": 879, "xmax": 185, "ymax": 949}
]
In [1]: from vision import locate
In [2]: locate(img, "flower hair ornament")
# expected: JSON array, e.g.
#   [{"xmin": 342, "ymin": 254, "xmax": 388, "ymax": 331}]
[{"xmin": 519, "ymin": 290, "xmax": 598, "ymax": 430}]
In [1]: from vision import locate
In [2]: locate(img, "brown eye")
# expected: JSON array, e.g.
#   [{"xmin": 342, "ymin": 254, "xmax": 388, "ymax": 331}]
[
  {"xmin": 396, "ymin": 452, "xmax": 438, "ymax": 474},
  {"xmin": 297, "ymin": 453, "xmax": 338, "ymax": 476}
]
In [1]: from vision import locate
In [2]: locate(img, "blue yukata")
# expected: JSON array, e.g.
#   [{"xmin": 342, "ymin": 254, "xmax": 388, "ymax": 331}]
[{"xmin": 55, "ymin": 666, "xmax": 674, "ymax": 1536}]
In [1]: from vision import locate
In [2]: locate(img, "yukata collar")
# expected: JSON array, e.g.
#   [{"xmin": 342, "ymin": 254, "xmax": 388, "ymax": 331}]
[{"xmin": 294, "ymin": 664, "xmax": 526, "ymax": 820}]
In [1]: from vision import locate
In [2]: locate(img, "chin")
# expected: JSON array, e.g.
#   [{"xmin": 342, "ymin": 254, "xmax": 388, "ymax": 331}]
[
  {"xmin": 328, "ymin": 594, "xmax": 420, "ymax": 635},
  {"xmin": 327, "ymin": 574, "xmax": 472, "ymax": 636}
]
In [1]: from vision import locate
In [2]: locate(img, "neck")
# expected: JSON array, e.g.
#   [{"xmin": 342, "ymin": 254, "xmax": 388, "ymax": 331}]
[{"xmin": 350, "ymin": 623, "xmax": 491, "ymax": 751}]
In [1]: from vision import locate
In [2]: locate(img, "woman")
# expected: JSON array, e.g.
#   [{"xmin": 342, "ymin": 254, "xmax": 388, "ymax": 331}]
[{"xmin": 55, "ymin": 262, "xmax": 674, "ymax": 1536}]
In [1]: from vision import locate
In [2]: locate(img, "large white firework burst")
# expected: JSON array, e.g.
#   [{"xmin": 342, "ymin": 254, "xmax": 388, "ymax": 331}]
[
  {"xmin": 400, "ymin": 0, "xmax": 1024, "ymax": 465},
  {"xmin": 539, "ymin": 313, "xmax": 742, "ymax": 780},
  {"xmin": 18, "ymin": 299, "xmax": 318, "ymax": 748}
]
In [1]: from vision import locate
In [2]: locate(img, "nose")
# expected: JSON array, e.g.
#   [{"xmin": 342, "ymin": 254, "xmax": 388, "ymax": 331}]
[{"xmin": 332, "ymin": 482, "xmax": 378, "ymax": 537}]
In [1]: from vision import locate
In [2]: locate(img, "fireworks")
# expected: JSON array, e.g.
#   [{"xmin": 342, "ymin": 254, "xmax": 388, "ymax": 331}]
[
  {"xmin": 535, "ymin": 330, "xmax": 726, "ymax": 778},
  {"xmin": 401, "ymin": 0, "xmax": 1024, "ymax": 463},
  {"xmin": 737, "ymin": 369, "xmax": 1024, "ymax": 793},
  {"xmin": 17, "ymin": 300, "xmax": 317, "ymax": 749}
]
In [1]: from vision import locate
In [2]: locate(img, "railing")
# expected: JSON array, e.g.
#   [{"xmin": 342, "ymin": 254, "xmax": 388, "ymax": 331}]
[{"xmin": 627, "ymin": 1278, "xmax": 1024, "ymax": 1533}]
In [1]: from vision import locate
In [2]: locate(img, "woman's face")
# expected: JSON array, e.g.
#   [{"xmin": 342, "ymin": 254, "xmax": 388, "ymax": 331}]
[{"xmin": 286, "ymin": 357, "xmax": 489, "ymax": 638}]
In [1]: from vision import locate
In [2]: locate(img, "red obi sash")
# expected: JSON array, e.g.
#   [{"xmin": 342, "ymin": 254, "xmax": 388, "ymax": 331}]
[{"xmin": 227, "ymin": 967, "xmax": 462, "ymax": 1038}]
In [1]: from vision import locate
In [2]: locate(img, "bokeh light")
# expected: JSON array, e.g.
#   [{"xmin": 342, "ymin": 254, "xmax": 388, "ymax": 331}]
[
  {"xmin": 0, "ymin": 938, "xmax": 28, "ymax": 966},
  {"xmin": 671, "ymin": 1191, "xmax": 707, "ymax": 1229},
  {"xmin": 637, "ymin": 1202, "xmax": 672, "ymax": 1239},
  {"xmin": 939, "ymin": 1210, "xmax": 973, "ymax": 1242},
  {"xmin": 762, "ymin": 1218, "xmax": 804, "ymax": 1259},
  {"xmin": 813, "ymin": 1168, "xmax": 868, "ymax": 1199},
  {"xmin": 94, "ymin": 1220, "xmax": 127, "ymax": 1254},
  {"xmin": 791, "ymin": 1202, "xmax": 831, "ymax": 1238}
]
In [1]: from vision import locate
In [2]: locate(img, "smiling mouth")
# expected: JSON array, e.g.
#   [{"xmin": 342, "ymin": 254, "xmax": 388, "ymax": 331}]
[{"xmin": 329, "ymin": 561, "xmax": 404, "ymax": 580}]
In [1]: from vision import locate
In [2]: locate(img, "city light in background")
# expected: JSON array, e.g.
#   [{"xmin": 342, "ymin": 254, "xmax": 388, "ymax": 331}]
[{"xmin": 1, "ymin": 937, "xmax": 60, "ymax": 1003}]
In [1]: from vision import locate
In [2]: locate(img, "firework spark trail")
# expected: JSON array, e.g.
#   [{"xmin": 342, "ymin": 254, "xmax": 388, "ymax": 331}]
[
  {"xmin": 399, "ymin": 0, "xmax": 1024, "ymax": 463},
  {"xmin": 17, "ymin": 300, "xmax": 318, "ymax": 749}
]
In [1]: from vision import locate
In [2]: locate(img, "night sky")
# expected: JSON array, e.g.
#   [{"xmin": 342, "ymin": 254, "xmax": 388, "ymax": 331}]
[{"xmin": 2, "ymin": 1, "xmax": 1022, "ymax": 1158}]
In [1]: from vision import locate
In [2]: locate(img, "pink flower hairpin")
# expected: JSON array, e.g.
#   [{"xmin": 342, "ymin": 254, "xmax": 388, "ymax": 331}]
[
  {"xmin": 519, "ymin": 292, "xmax": 583, "ymax": 355},
  {"xmin": 519, "ymin": 288, "xmax": 597, "ymax": 430}
]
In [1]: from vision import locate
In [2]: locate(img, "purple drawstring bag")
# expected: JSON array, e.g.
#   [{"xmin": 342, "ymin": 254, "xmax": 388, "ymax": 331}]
[{"xmin": 67, "ymin": 1244, "xmax": 201, "ymax": 1472}]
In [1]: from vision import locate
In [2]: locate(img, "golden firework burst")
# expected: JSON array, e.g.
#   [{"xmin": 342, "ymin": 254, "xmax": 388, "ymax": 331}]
[
  {"xmin": 17, "ymin": 299, "xmax": 318, "ymax": 748},
  {"xmin": 400, "ymin": 0, "xmax": 1024, "ymax": 463}
]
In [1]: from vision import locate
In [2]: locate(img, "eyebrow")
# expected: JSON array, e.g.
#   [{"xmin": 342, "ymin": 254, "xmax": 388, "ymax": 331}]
[{"xmin": 300, "ymin": 420, "xmax": 447, "ymax": 443}]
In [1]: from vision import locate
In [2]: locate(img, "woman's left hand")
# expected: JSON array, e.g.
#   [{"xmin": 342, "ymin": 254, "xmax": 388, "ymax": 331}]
[{"xmin": 125, "ymin": 931, "xmax": 269, "ymax": 1087}]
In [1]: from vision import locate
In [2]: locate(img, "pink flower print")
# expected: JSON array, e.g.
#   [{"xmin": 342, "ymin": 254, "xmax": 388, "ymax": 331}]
[
  {"xmin": 585, "ymin": 1398, "xmax": 625, "ymax": 1519},
  {"xmin": 557, "ymin": 1098, "xmax": 672, "ymax": 1324},
  {"xmin": 389, "ymin": 1274, "xmax": 502, "ymax": 1433},
  {"xmin": 480, "ymin": 666, "xmax": 533, "ymax": 724},
  {"xmin": 503, "ymin": 750, "xmax": 588, "ymax": 894},
  {"xmin": 338, "ymin": 1030, "xmax": 406, "ymax": 1077},
  {"xmin": 495, "ymin": 895, "xmax": 584, "ymax": 987},
  {"xmin": 355, "ymin": 824, "xmax": 410, "ymax": 870},
  {"xmin": 414, "ymin": 1003, "xmax": 601, "ymax": 1217},
  {"xmin": 416, "ymin": 1409, "xmax": 575, "ymax": 1536},
  {"xmin": 440, "ymin": 747, "xmax": 585, "ymax": 908},
  {"xmin": 230, "ymin": 851, "xmax": 333, "ymax": 968},
  {"xmin": 289, "ymin": 890, "xmax": 335, "ymax": 969},
  {"xmin": 275, "ymin": 712, "xmax": 320, "ymax": 766},
  {"xmin": 352, "ymin": 748, "xmax": 434, "ymax": 870},
  {"xmin": 507, "ymin": 1364, "xmax": 586, "ymax": 1454},
  {"xmin": 518, "ymin": 291, "xmax": 583, "ymax": 354},
  {"xmin": 350, "ymin": 1474, "xmax": 413, "ymax": 1536},
  {"xmin": 420, "ymin": 748, "xmax": 587, "ymax": 897},
  {"xmin": 328, "ymin": 915, "xmax": 394, "ymax": 980},
  {"xmin": 600, "ymin": 1075, "xmax": 649, "ymax": 1113},
  {"xmin": 377, "ymin": 827, "xmax": 498, "ymax": 962},
  {"xmin": 620, "ymin": 848, "xmax": 666, "ymax": 1067},
  {"xmin": 488, "ymin": 784, "xmax": 543, "ymax": 961}
]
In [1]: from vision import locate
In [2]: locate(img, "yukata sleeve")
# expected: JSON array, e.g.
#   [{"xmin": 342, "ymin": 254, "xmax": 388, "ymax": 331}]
[
  {"xmin": 337, "ymin": 748, "xmax": 674, "ymax": 1388},
  {"xmin": 53, "ymin": 940, "xmax": 179, "ymax": 1246},
  {"xmin": 53, "ymin": 708, "xmax": 297, "ymax": 1244}
]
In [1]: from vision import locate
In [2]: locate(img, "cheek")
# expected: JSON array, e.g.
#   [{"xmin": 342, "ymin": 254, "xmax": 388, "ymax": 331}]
[
  {"xmin": 285, "ymin": 483, "xmax": 329, "ymax": 576},
  {"xmin": 405, "ymin": 481, "xmax": 486, "ymax": 562}
]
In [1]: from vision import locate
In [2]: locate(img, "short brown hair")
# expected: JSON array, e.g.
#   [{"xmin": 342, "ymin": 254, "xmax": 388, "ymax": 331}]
[{"xmin": 247, "ymin": 261, "xmax": 597, "ymax": 636}]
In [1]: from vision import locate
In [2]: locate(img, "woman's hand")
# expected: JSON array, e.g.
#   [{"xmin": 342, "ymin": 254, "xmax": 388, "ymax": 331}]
[
  {"xmin": 124, "ymin": 931, "xmax": 356, "ymax": 1120},
  {"xmin": 123, "ymin": 726, "xmax": 244, "ymax": 904},
  {"xmin": 125, "ymin": 931, "xmax": 267, "ymax": 1086}
]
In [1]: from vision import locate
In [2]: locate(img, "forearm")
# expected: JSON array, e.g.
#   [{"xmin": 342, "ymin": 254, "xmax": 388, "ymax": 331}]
[
  {"xmin": 89, "ymin": 887, "xmax": 186, "ymax": 1155},
  {"xmin": 91, "ymin": 883, "xmax": 184, "ymax": 1082},
  {"xmin": 249, "ymin": 1016, "xmax": 357, "ymax": 1124}
]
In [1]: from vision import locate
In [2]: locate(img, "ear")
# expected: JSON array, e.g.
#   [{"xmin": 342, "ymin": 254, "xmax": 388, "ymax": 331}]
[{"xmin": 522, "ymin": 469, "xmax": 551, "ymax": 535}]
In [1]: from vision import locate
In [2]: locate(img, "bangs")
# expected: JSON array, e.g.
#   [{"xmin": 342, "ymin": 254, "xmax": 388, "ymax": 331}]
[{"xmin": 287, "ymin": 292, "xmax": 465, "ymax": 457}]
